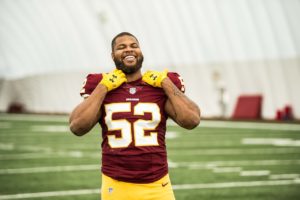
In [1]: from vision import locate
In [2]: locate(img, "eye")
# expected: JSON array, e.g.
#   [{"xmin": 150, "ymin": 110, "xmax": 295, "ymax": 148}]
[
  {"xmin": 116, "ymin": 44, "xmax": 126, "ymax": 50},
  {"xmin": 131, "ymin": 43, "xmax": 139, "ymax": 48}
]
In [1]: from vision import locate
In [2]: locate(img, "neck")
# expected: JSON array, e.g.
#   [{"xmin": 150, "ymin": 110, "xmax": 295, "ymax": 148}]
[{"xmin": 126, "ymin": 70, "xmax": 142, "ymax": 82}]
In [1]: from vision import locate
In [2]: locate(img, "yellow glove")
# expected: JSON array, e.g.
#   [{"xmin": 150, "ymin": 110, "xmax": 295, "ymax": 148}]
[
  {"xmin": 142, "ymin": 69, "xmax": 168, "ymax": 87},
  {"xmin": 100, "ymin": 69, "xmax": 127, "ymax": 91}
]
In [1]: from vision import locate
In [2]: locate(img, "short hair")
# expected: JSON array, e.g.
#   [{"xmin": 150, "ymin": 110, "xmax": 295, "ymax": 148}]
[{"xmin": 111, "ymin": 32, "xmax": 139, "ymax": 52}]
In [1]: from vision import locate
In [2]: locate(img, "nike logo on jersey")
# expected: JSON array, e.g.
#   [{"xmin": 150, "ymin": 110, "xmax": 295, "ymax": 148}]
[{"xmin": 162, "ymin": 182, "xmax": 169, "ymax": 187}]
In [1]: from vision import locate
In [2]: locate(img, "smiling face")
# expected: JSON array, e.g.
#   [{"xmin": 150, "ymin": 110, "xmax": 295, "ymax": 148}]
[{"xmin": 111, "ymin": 34, "xmax": 144, "ymax": 74}]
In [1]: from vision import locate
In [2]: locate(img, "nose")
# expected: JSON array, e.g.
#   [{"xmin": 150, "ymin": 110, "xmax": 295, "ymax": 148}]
[
  {"xmin": 124, "ymin": 46, "xmax": 134, "ymax": 51},
  {"xmin": 123, "ymin": 47, "xmax": 134, "ymax": 55}
]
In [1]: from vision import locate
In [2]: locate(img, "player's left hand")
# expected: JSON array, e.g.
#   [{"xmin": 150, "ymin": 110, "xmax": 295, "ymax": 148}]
[{"xmin": 142, "ymin": 69, "xmax": 168, "ymax": 88}]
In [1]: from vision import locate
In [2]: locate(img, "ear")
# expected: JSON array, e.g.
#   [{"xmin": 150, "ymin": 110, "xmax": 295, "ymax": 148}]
[{"xmin": 111, "ymin": 52, "xmax": 114, "ymax": 60}]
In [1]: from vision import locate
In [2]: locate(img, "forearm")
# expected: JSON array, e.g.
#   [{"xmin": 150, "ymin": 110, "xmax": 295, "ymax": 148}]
[
  {"xmin": 69, "ymin": 84, "xmax": 107, "ymax": 136},
  {"xmin": 162, "ymin": 78, "xmax": 201, "ymax": 129}
]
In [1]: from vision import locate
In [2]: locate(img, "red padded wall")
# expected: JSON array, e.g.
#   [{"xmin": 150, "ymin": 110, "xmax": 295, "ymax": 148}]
[{"xmin": 232, "ymin": 95, "xmax": 263, "ymax": 120}]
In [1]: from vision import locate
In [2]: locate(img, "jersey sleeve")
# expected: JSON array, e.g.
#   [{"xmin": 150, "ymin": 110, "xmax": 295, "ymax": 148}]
[
  {"xmin": 80, "ymin": 73, "xmax": 103, "ymax": 98},
  {"xmin": 167, "ymin": 72, "xmax": 185, "ymax": 93}
]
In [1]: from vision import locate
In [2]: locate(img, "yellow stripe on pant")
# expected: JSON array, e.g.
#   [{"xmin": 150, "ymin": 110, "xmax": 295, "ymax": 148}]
[{"xmin": 101, "ymin": 173, "xmax": 176, "ymax": 200}]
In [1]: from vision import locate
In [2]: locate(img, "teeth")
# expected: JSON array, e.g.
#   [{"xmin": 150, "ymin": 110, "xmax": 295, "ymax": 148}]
[{"xmin": 124, "ymin": 56, "xmax": 135, "ymax": 61}]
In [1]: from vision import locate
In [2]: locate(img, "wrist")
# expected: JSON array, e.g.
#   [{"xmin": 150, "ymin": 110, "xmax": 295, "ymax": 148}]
[
  {"xmin": 161, "ymin": 77, "xmax": 171, "ymax": 88},
  {"xmin": 98, "ymin": 82, "xmax": 109, "ymax": 92}
]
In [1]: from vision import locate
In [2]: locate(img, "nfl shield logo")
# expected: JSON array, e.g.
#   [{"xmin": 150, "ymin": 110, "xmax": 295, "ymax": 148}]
[{"xmin": 129, "ymin": 87, "xmax": 137, "ymax": 94}]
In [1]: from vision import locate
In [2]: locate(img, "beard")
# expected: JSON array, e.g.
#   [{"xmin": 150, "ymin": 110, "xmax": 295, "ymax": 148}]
[{"xmin": 114, "ymin": 55, "xmax": 144, "ymax": 74}]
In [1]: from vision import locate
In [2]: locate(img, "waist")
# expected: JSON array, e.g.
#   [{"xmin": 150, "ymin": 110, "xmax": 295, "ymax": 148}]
[{"xmin": 102, "ymin": 152, "xmax": 168, "ymax": 183}]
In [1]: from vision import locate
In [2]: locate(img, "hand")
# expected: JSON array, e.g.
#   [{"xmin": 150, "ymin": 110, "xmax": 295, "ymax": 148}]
[
  {"xmin": 142, "ymin": 69, "xmax": 168, "ymax": 87},
  {"xmin": 100, "ymin": 69, "xmax": 127, "ymax": 91}
]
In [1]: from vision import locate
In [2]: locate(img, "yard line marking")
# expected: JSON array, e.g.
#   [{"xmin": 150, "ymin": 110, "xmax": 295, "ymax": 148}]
[
  {"xmin": 0, "ymin": 143, "xmax": 14, "ymax": 151},
  {"xmin": 269, "ymin": 174, "xmax": 300, "ymax": 180},
  {"xmin": 0, "ymin": 122, "xmax": 11, "ymax": 129},
  {"xmin": 0, "ymin": 151, "xmax": 99, "ymax": 160},
  {"xmin": 168, "ymin": 148, "xmax": 300, "ymax": 156},
  {"xmin": 0, "ymin": 143, "xmax": 52, "ymax": 153},
  {"xmin": 2, "ymin": 114, "xmax": 299, "ymax": 131},
  {"xmin": 0, "ymin": 143, "xmax": 98, "ymax": 156},
  {"xmin": 3, "ymin": 147, "xmax": 297, "ymax": 161},
  {"xmin": 0, "ymin": 165, "xmax": 99, "ymax": 174},
  {"xmin": 172, "ymin": 179, "xmax": 300, "ymax": 190},
  {"xmin": 242, "ymin": 138, "xmax": 300, "ymax": 147},
  {"xmin": 169, "ymin": 159, "xmax": 300, "ymax": 169},
  {"xmin": 15, "ymin": 145, "xmax": 52, "ymax": 152},
  {"xmin": 198, "ymin": 120, "xmax": 300, "ymax": 131},
  {"xmin": 0, "ymin": 153, "xmax": 54, "ymax": 160},
  {"xmin": 4, "ymin": 146, "xmax": 296, "ymax": 161},
  {"xmin": 31, "ymin": 125, "xmax": 70, "ymax": 132},
  {"xmin": 3, "ymin": 159, "xmax": 299, "ymax": 174},
  {"xmin": 212, "ymin": 167, "xmax": 242, "ymax": 173},
  {"xmin": 240, "ymin": 170, "xmax": 270, "ymax": 176},
  {"xmin": 1, "ymin": 179, "xmax": 300, "ymax": 199},
  {"xmin": 0, "ymin": 114, "xmax": 68, "ymax": 122},
  {"xmin": 0, "ymin": 189, "xmax": 100, "ymax": 200},
  {"xmin": 166, "ymin": 131, "xmax": 179, "ymax": 139}
]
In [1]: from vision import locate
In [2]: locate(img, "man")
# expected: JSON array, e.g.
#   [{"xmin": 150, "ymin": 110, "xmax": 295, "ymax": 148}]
[{"xmin": 69, "ymin": 32, "xmax": 200, "ymax": 200}]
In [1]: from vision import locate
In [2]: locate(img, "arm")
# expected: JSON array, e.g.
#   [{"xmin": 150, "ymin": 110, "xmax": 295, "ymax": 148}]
[
  {"xmin": 69, "ymin": 84, "xmax": 107, "ymax": 136},
  {"xmin": 163, "ymin": 78, "xmax": 201, "ymax": 129},
  {"xmin": 142, "ymin": 70, "xmax": 200, "ymax": 129},
  {"xmin": 69, "ymin": 69, "xmax": 126, "ymax": 136}
]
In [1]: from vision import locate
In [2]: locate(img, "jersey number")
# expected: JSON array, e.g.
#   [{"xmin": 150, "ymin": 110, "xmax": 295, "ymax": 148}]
[{"xmin": 104, "ymin": 103, "xmax": 161, "ymax": 148}]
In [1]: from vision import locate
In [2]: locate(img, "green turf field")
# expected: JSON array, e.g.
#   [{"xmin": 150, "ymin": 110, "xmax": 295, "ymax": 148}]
[{"xmin": 0, "ymin": 114, "xmax": 300, "ymax": 200}]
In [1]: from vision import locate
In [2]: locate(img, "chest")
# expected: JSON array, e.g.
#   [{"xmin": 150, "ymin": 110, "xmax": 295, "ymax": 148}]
[{"xmin": 102, "ymin": 84, "xmax": 167, "ymax": 121}]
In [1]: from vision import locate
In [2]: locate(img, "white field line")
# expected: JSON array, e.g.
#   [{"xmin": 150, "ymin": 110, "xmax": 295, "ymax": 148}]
[
  {"xmin": 168, "ymin": 147, "xmax": 300, "ymax": 156},
  {"xmin": 240, "ymin": 170, "xmax": 270, "ymax": 176},
  {"xmin": 0, "ymin": 143, "xmax": 52, "ymax": 152},
  {"xmin": 269, "ymin": 174, "xmax": 300, "ymax": 180},
  {"xmin": 242, "ymin": 138, "xmax": 300, "ymax": 147},
  {"xmin": 212, "ymin": 167, "xmax": 242, "ymax": 173},
  {"xmin": 0, "ymin": 114, "xmax": 68, "ymax": 122},
  {"xmin": 165, "ymin": 131, "xmax": 179, "ymax": 139},
  {"xmin": 0, "ymin": 142, "xmax": 100, "ymax": 160},
  {"xmin": 169, "ymin": 159, "xmax": 300, "ymax": 169},
  {"xmin": 0, "ymin": 151, "xmax": 100, "ymax": 160},
  {"xmin": 1, "ymin": 114, "xmax": 299, "ymax": 131},
  {"xmin": 2, "ymin": 159, "xmax": 300, "ymax": 175},
  {"xmin": 1, "ymin": 147, "xmax": 298, "ymax": 160},
  {"xmin": 30, "ymin": 125, "xmax": 70, "ymax": 132},
  {"xmin": 199, "ymin": 120, "xmax": 300, "ymax": 131},
  {"xmin": 1, "ymin": 179, "xmax": 300, "ymax": 199},
  {"xmin": 0, "ymin": 153, "xmax": 54, "ymax": 160},
  {"xmin": 0, "ymin": 165, "xmax": 100, "ymax": 175},
  {"xmin": 172, "ymin": 179, "xmax": 300, "ymax": 190},
  {"xmin": 0, "ymin": 143, "xmax": 14, "ymax": 151},
  {"xmin": 212, "ymin": 168, "xmax": 300, "ymax": 179},
  {"xmin": 0, "ymin": 189, "xmax": 100, "ymax": 200},
  {"xmin": 0, "ymin": 122, "xmax": 11, "ymax": 129}
]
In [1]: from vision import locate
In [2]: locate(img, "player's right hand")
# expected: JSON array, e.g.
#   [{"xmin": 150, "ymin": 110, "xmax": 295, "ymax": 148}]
[{"xmin": 100, "ymin": 69, "xmax": 127, "ymax": 91}]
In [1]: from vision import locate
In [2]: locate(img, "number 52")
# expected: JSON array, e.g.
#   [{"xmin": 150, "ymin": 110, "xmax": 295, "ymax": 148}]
[{"xmin": 104, "ymin": 103, "xmax": 161, "ymax": 148}]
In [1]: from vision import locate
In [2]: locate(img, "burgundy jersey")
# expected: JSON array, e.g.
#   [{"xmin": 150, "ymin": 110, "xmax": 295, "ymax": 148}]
[{"xmin": 80, "ymin": 72, "xmax": 185, "ymax": 183}]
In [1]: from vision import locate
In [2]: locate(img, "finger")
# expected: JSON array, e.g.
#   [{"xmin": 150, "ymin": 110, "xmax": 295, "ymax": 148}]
[
  {"xmin": 119, "ymin": 72, "xmax": 126, "ymax": 78},
  {"xmin": 143, "ymin": 71, "xmax": 151, "ymax": 77},
  {"xmin": 121, "ymin": 77, "xmax": 127, "ymax": 82}
]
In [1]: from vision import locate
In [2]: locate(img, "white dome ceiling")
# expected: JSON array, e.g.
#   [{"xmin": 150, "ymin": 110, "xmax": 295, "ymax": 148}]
[
  {"xmin": 1, "ymin": 0, "xmax": 300, "ymax": 118},
  {"xmin": 1, "ymin": 0, "xmax": 300, "ymax": 78}
]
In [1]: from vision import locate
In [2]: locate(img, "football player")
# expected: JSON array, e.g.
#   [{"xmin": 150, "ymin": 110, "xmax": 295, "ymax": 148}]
[{"xmin": 69, "ymin": 32, "xmax": 200, "ymax": 200}]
